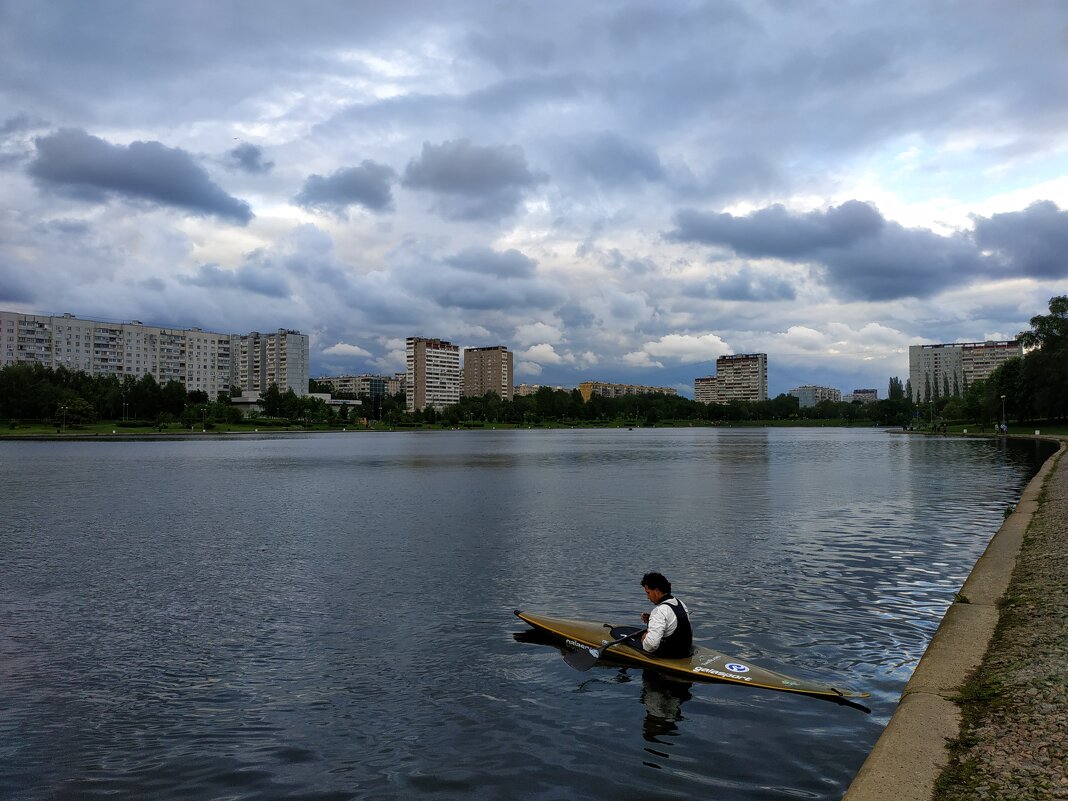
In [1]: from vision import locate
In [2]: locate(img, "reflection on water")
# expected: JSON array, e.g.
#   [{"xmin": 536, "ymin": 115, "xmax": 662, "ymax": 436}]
[
  {"xmin": 640, "ymin": 670, "xmax": 693, "ymax": 745},
  {"xmin": 0, "ymin": 429, "xmax": 1053, "ymax": 801}
]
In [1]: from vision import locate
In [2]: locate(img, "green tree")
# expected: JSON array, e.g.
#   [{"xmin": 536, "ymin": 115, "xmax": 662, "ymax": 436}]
[
  {"xmin": 1019, "ymin": 295, "xmax": 1068, "ymax": 349},
  {"xmin": 1019, "ymin": 295, "xmax": 1068, "ymax": 421},
  {"xmin": 888, "ymin": 376, "xmax": 905, "ymax": 400},
  {"xmin": 161, "ymin": 380, "xmax": 188, "ymax": 417},
  {"xmin": 261, "ymin": 384, "xmax": 283, "ymax": 417}
]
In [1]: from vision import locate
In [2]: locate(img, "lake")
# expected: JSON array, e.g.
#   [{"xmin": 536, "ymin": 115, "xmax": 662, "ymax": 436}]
[{"xmin": 0, "ymin": 428, "xmax": 1052, "ymax": 800}]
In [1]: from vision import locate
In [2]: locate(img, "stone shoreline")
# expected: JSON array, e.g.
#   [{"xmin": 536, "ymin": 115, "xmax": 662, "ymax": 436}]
[{"xmin": 843, "ymin": 436, "xmax": 1067, "ymax": 800}]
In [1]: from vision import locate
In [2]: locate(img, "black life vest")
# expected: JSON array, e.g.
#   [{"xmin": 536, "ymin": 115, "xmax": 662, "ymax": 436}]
[{"xmin": 654, "ymin": 596, "xmax": 693, "ymax": 658}]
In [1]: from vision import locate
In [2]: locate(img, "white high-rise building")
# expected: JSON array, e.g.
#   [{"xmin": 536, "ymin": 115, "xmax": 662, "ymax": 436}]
[
  {"xmin": 406, "ymin": 337, "xmax": 460, "ymax": 412},
  {"xmin": 0, "ymin": 310, "xmax": 233, "ymax": 397},
  {"xmin": 908, "ymin": 341, "xmax": 1022, "ymax": 402},
  {"xmin": 231, "ymin": 329, "xmax": 310, "ymax": 396},
  {"xmin": 694, "ymin": 353, "xmax": 768, "ymax": 404},
  {"xmin": 788, "ymin": 385, "xmax": 842, "ymax": 408}
]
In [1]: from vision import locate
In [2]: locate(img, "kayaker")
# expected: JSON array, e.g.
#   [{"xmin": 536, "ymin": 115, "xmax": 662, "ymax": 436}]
[{"xmin": 639, "ymin": 572, "xmax": 693, "ymax": 658}]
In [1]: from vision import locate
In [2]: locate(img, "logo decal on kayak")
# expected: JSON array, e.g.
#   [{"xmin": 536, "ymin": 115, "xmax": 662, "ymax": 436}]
[
  {"xmin": 694, "ymin": 666, "xmax": 752, "ymax": 682},
  {"xmin": 725, "ymin": 663, "xmax": 750, "ymax": 673},
  {"xmin": 565, "ymin": 638, "xmax": 598, "ymax": 656}
]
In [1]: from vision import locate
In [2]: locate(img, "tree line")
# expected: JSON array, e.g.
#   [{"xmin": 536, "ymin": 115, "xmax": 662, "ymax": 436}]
[
  {"xmin": 0, "ymin": 365, "xmax": 357, "ymax": 428},
  {"xmin": 393, "ymin": 385, "xmax": 914, "ymax": 427},
  {"xmin": 2, "ymin": 360, "xmax": 913, "ymax": 429}
]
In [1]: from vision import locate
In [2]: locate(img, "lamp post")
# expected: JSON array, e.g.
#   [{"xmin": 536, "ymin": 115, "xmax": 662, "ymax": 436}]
[{"xmin": 1000, "ymin": 394, "xmax": 1006, "ymax": 432}]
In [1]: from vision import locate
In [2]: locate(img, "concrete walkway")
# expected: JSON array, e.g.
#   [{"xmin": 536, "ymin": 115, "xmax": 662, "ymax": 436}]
[{"xmin": 843, "ymin": 436, "xmax": 1066, "ymax": 801}]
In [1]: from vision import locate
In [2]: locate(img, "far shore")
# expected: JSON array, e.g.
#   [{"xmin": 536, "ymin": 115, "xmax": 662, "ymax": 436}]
[{"xmin": 4, "ymin": 420, "xmax": 1067, "ymax": 441}]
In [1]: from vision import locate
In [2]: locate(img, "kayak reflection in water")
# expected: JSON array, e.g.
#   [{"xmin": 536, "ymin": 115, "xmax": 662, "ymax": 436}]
[
  {"xmin": 640, "ymin": 669, "xmax": 693, "ymax": 743},
  {"xmin": 639, "ymin": 572, "xmax": 693, "ymax": 658}
]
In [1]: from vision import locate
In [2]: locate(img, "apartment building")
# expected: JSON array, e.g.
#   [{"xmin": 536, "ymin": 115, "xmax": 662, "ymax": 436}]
[
  {"xmin": 514, "ymin": 383, "xmax": 568, "ymax": 397},
  {"xmin": 577, "ymin": 381, "xmax": 677, "ymax": 402},
  {"xmin": 463, "ymin": 346, "xmax": 514, "ymax": 400},
  {"xmin": 694, "ymin": 353, "xmax": 769, "ymax": 404},
  {"xmin": 844, "ymin": 388, "xmax": 878, "ymax": 403},
  {"xmin": 788, "ymin": 385, "xmax": 842, "ymax": 408},
  {"xmin": 908, "ymin": 340, "xmax": 1022, "ymax": 402},
  {"xmin": 231, "ymin": 329, "xmax": 310, "ymax": 396},
  {"xmin": 1, "ymin": 310, "xmax": 234, "ymax": 397},
  {"xmin": 406, "ymin": 337, "xmax": 461, "ymax": 412},
  {"xmin": 314, "ymin": 374, "xmax": 390, "ymax": 398}
]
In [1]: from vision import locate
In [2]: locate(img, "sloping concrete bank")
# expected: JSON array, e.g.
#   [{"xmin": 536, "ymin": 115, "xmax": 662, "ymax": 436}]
[{"xmin": 842, "ymin": 435, "xmax": 1066, "ymax": 801}]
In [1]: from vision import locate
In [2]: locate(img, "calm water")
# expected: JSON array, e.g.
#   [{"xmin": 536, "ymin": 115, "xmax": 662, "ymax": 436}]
[{"xmin": 0, "ymin": 428, "xmax": 1052, "ymax": 801}]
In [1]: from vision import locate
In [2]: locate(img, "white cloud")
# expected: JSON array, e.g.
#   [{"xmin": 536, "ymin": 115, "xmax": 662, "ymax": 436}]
[
  {"xmin": 623, "ymin": 351, "xmax": 663, "ymax": 368},
  {"xmin": 513, "ymin": 321, "xmax": 562, "ymax": 345},
  {"xmin": 520, "ymin": 343, "xmax": 569, "ymax": 365},
  {"xmin": 625, "ymin": 333, "xmax": 731, "ymax": 368},
  {"xmin": 322, "ymin": 342, "xmax": 373, "ymax": 358}
]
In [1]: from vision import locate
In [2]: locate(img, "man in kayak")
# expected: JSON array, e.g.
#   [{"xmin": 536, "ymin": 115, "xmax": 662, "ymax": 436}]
[{"xmin": 639, "ymin": 572, "xmax": 693, "ymax": 658}]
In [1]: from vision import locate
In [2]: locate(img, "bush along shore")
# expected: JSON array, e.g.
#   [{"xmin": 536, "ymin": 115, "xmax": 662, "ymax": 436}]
[{"xmin": 933, "ymin": 445, "xmax": 1068, "ymax": 800}]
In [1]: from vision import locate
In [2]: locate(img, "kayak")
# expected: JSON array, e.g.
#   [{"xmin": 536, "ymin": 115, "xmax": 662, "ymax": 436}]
[{"xmin": 514, "ymin": 609, "xmax": 870, "ymax": 706}]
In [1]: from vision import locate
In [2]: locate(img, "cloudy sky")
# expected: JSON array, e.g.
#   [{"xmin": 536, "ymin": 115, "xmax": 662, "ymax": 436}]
[{"xmin": 3, "ymin": 1, "xmax": 1067, "ymax": 397}]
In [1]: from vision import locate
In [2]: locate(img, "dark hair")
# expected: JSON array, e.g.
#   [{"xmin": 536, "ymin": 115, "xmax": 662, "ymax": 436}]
[{"xmin": 641, "ymin": 572, "xmax": 671, "ymax": 594}]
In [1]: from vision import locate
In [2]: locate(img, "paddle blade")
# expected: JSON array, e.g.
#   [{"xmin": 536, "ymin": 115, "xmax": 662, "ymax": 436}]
[{"xmin": 562, "ymin": 645, "xmax": 600, "ymax": 671}]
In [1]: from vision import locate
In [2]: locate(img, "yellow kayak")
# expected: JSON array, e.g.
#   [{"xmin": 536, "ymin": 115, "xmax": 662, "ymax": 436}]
[{"xmin": 515, "ymin": 609, "xmax": 870, "ymax": 706}]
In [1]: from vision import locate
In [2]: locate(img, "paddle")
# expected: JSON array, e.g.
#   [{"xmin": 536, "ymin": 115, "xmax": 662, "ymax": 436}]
[{"xmin": 562, "ymin": 628, "xmax": 646, "ymax": 671}]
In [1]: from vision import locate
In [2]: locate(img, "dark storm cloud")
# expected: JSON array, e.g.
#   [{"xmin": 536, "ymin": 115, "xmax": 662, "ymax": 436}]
[
  {"xmin": 558, "ymin": 131, "xmax": 664, "ymax": 187},
  {"xmin": 668, "ymin": 201, "xmax": 970, "ymax": 300},
  {"xmin": 444, "ymin": 246, "xmax": 537, "ymax": 277},
  {"xmin": 972, "ymin": 201, "xmax": 1068, "ymax": 279},
  {"xmin": 402, "ymin": 139, "xmax": 545, "ymax": 221},
  {"xmin": 817, "ymin": 224, "xmax": 979, "ymax": 301},
  {"xmin": 464, "ymin": 28, "xmax": 558, "ymax": 71},
  {"xmin": 669, "ymin": 200, "xmax": 1068, "ymax": 302},
  {"xmin": 227, "ymin": 143, "xmax": 274, "ymax": 174},
  {"xmin": 1, "ymin": 113, "xmax": 49, "ymax": 136},
  {"xmin": 28, "ymin": 129, "xmax": 252, "ymax": 223},
  {"xmin": 182, "ymin": 264, "xmax": 290, "ymax": 298},
  {"xmin": 711, "ymin": 272, "xmax": 797, "ymax": 302},
  {"xmin": 431, "ymin": 276, "xmax": 562, "ymax": 311},
  {"xmin": 295, "ymin": 161, "xmax": 397, "ymax": 216},
  {"xmin": 398, "ymin": 246, "xmax": 560, "ymax": 312},
  {"xmin": 0, "ymin": 263, "xmax": 36, "ymax": 303},
  {"xmin": 669, "ymin": 201, "xmax": 885, "ymax": 256}
]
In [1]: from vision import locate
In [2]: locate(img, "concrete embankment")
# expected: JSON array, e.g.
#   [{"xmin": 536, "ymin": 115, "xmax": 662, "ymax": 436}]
[{"xmin": 842, "ymin": 435, "xmax": 1066, "ymax": 801}]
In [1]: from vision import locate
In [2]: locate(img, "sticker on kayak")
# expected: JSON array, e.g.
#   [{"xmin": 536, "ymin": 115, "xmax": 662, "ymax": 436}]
[
  {"xmin": 724, "ymin": 663, "xmax": 750, "ymax": 673},
  {"xmin": 565, "ymin": 638, "xmax": 598, "ymax": 656}
]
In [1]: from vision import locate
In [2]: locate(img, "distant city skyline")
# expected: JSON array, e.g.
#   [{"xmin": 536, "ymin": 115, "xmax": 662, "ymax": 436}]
[{"xmin": 3, "ymin": 3, "xmax": 1066, "ymax": 400}]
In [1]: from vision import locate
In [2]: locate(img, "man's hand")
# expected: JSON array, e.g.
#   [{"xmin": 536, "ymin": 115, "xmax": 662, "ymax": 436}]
[{"xmin": 640, "ymin": 612, "xmax": 650, "ymax": 624}]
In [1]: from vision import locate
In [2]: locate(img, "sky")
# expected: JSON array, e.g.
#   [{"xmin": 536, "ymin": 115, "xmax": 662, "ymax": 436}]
[{"xmin": 2, "ymin": 1, "xmax": 1068, "ymax": 398}]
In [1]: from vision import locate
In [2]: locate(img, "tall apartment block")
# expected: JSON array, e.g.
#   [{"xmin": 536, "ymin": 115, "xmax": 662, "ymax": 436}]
[
  {"xmin": 406, "ymin": 337, "xmax": 460, "ymax": 412},
  {"xmin": 788, "ymin": 385, "xmax": 842, "ymax": 408},
  {"xmin": 0, "ymin": 310, "xmax": 234, "ymax": 397},
  {"xmin": 463, "ymin": 346, "xmax": 514, "ymax": 400},
  {"xmin": 694, "ymin": 353, "xmax": 769, "ymax": 405},
  {"xmin": 231, "ymin": 329, "xmax": 310, "ymax": 396},
  {"xmin": 908, "ymin": 340, "xmax": 1022, "ymax": 402}
]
